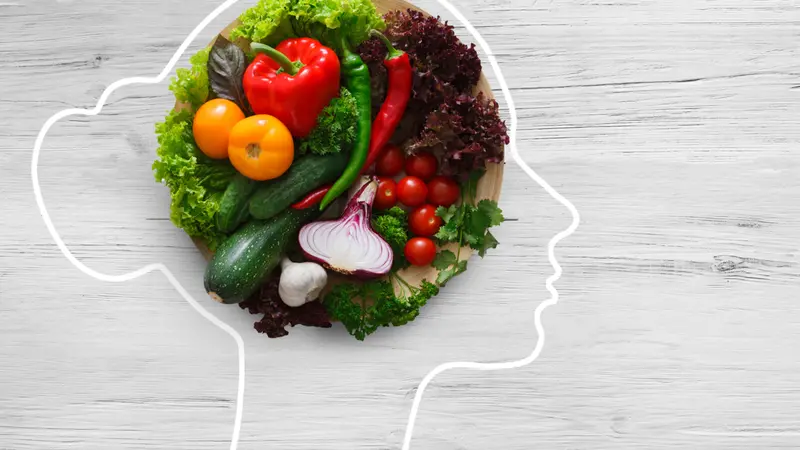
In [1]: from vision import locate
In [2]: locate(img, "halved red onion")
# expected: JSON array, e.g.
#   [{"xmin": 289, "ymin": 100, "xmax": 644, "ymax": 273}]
[{"xmin": 298, "ymin": 178, "xmax": 393, "ymax": 278}]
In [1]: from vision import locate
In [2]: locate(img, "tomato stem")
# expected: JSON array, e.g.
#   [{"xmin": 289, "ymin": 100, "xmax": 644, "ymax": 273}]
[{"xmin": 245, "ymin": 143, "xmax": 261, "ymax": 159}]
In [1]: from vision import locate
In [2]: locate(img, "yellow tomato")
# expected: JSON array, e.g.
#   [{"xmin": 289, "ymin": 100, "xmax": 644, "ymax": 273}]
[
  {"xmin": 192, "ymin": 99, "xmax": 245, "ymax": 159},
  {"xmin": 228, "ymin": 115, "xmax": 294, "ymax": 181}
]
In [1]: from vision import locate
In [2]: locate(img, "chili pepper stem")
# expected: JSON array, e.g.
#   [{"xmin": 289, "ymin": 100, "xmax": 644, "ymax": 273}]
[
  {"xmin": 250, "ymin": 42, "xmax": 302, "ymax": 76},
  {"xmin": 370, "ymin": 30, "xmax": 404, "ymax": 60}
]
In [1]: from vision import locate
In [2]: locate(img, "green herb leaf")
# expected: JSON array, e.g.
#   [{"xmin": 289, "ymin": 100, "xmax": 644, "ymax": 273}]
[
  {"xmin": 478, "ymin": 231, "xmax": 499, "ymax": 258},
  {"xmin": 432, "ymin": 250, "xmax": 457, "ymax": 270},
  {"xmin": 434, "ymin": 205, "xmax": 461, "ymax": 242},
  {"xmin": 372, "ymin": 207, "xmax": 410, "ymax": 270},
  {"xmin": 435, "ymin": 205, "xmax": 458, "ymax": 223},
  {"xmin": 478, "ymin": 199, "xmax": 505, "ymax": 227},
  {"xmin": 434, "ymin": 221, "xmax": 460, "ymax": 242},
  {"xmin": 435, "ymin": 257, "xmax": 467, "ymax": 286},
  {"xmin": 323, "ymin": 277, "xmax": 439, "ymax": 340},
  {"xmin": 466, "ymin": 204, "xmax": 492, "ymax": 236},
  {"xmin": 298, "ymin": 88, "xmax": 358, "ymax": 156},
  {"xmin": 434, "ymin": 194, "xmax": 504, "ymax": 262}
]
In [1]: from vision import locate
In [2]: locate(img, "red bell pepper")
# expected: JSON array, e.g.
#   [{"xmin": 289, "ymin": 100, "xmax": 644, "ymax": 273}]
[{"xmin": 244, "ymin": 38, "xmax": 341, "ymax": 138}]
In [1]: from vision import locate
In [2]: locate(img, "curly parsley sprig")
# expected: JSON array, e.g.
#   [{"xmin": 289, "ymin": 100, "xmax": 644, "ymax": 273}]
[
  {"xmin": 297, "ymin": 88, "xmax": 358, "ymax": 156},
  {"xmin": 323, "ymin": 275, "xmax": 439, "ymax": 341},
  {"xmin": 371, "ymin": 206, "xmax": 410, "ymax": 271}
]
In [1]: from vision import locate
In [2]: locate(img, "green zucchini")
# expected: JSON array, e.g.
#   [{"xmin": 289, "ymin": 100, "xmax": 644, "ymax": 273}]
[
  {"xmin": 204, "ymin": 207, "xmax": 320, "ymax": 305},
  {"xmin": 248, "ymin": 152, "xmax": 348, "ymax": 221},
  {"xmin": 217, "ymin": 173, "xmax": 258, "ymax": 233}
]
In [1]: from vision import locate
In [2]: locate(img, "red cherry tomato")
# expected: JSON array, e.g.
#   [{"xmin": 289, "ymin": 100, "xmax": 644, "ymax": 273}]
[
  {"xmin": 408, "ymin": 205, "xmax": 442, "ymax": 236},
  {"xmin": 375, "ymin": 144, "xmax": 405, "ymax": 177},
  {"xmin": 427, "ymin": 176, "xmax": 460, "ymax": 207},
  {"xmin": 396, "ymin": 176, "xmax": 429, "ymax": 207},
  {"xmin": 404, "ymin": 237, "xmax": 437, "ymax": 266},
  {"xmin": 404, "ymin": 151, "xmax": 438, "ymax": 181},
  {"xmin": 374, "ymin": 178, "xmax": 397, "ymax": 210}
]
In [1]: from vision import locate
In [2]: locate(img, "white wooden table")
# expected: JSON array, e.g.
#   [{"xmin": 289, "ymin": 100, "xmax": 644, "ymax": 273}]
[{"xmin": 1, "ymin": 0, "xmax": 798, "ymax": 449}]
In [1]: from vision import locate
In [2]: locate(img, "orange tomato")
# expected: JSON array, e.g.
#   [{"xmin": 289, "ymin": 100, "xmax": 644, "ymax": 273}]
[
  {"xmin": 192, "ymin": 99, "xmax": 245, "ymax": 159},
  {"xmin": 228, "ymin": 115, "xmax": 294, "ymax": 181}
]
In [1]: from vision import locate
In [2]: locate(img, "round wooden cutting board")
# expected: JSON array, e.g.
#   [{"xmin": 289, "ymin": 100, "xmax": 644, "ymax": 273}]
[{"xmin": 185, "ymin": 0, "xmax": 504, "ymax": 295}]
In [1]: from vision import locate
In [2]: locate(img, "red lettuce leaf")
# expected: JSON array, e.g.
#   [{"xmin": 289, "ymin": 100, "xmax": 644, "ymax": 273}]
[
  {"xmin": 408, "ymin": 93, "xmax": 509, "ymax": 180},
  {"xmin": 356, "ymin": 9, "xmax": 482, "ymax": 141},
  {"xmin": 240, "ymin": 275, "xmax": 332, "ymax": 338}
]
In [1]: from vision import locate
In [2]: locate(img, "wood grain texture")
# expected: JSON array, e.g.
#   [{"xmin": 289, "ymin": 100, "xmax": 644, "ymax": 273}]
[{"xmin": 0, "ymin": 0, "xmax": 798, "ymax": 449}]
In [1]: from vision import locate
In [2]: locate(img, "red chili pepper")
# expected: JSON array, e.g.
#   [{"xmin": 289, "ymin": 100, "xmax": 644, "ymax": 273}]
[
  {"xmin": 360, "ymin": 30, "xmax": 413, "ymax": 175},
  {"xmin": 291, "ymin": 184, "xmax": 334, "ymax": 210},
  {"xmin": 244, "ymin": 38, "xmax": 341, "ymax": 139}
]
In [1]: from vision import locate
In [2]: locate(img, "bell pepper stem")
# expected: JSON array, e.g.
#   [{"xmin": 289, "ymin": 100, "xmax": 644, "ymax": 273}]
[
  {"xmin": 250, "ymin": 42, "xmax": 301, "ymax": 76},
  {"xmin": 370, "ymin": 30, "xmax": 404, "ymax": 60}
]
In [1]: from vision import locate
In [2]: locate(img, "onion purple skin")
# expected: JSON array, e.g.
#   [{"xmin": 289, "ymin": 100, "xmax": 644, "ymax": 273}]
[
  {"xmin": 301, "ymin": 251, "xmax": 389, "ymax": 279},
  {"xmin": 297, "ymin": 179, "xmax": 394, "ymax": 279}
]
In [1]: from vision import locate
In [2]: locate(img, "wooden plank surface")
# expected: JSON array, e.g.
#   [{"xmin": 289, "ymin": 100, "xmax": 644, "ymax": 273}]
[{"xmin": 0, "ymin": 0, "xmax": 798, "ymax": 449}]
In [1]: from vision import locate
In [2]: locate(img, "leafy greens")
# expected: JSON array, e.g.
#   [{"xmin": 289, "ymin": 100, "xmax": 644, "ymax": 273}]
[
  {"xmin": 229, "ymin": 0, "xmax": 294, "ymax": 44},
  {"xmin": 432, "ymin": 170, "xmax": 504, "ymax": 286},
  {"xmin": 169, "ymin": 48, "xmax": 211, "ymax": 111},
  {"xmin": 297, "ymin": 88, "xmax": 357, "ymax": 156},
  {"xmin": 229, "ymin": 0, "xmax": 385, "ymax": 52},
  {"xmin": 356, "ymin": 9, "xmax": 483, "ymax": 137},
  {"xmin": 152, "ymin": 109, "xmax": 236, "ymax": 251},
  {"xmin": 409, "ymin": 92, "xmax": 509, "ymax": 180},
  {"xmin": 323, "ymin": 277, "xmax": 439, "ymax": 341},
  {"xmin": 154, "ymin": 48, "xmax": 238, "ymax": 250},
  {"xmin": 240, "ymin": 273, "xmax": 332, "ymax": 338},
  {"xmin": 371, "ymin": 206, "xmax": 410, "ymax": 271}
]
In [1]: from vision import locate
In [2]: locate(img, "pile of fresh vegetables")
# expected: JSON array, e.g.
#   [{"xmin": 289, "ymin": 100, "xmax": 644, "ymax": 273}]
[{"xmin": 152, "ymin": 0, "xmax": 509, "ymax": 341}]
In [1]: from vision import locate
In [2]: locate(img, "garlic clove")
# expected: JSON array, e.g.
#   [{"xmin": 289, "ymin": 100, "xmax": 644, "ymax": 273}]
[{"xmin": 278, "ymin": 257, "xmax": 328, "ymax": 308}]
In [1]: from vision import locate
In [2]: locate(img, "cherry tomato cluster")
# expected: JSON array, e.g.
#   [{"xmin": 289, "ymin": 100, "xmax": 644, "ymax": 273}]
[{"xmin": 372, "ymin": 144, "xmax": 461, "ymax": 267}]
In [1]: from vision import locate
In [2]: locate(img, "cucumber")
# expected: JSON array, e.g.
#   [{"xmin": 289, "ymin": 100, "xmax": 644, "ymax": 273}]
[
  {"xmin": 204, "ymin": 207, "xmax": 320, "ymax": 305},
  {"xmin": 217, "ymin": 173, "xmax": 258, "ymax": 233},
  {"xmin": 249, "ymin": 152, "xmax": 348, "ymax": 221}
]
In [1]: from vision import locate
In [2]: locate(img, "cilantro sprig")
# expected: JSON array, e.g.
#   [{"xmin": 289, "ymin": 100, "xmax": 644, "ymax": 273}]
[{"xmin": 433, "ymin": 169, "xmax": 504, "ymax": 286}]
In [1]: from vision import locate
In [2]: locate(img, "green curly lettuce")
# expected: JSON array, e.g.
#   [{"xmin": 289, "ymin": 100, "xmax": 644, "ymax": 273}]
[
  {"xmin": 152, "ymin": 109, "xmax": 236, "ymax": 251},
  {"xmin": 298, "ymin": 87, "xmax": 357, "ymax": 156},
  {"xmin": 289, "ymin": 0, "xmax": 385, "ymax": 51},
  {"xmin": 168, "ymin": 47, "xmax": 211, "ymax": 111},
  {"xmin": 229, "ymin": 0, "xmax": 294, "ymax": 45},
  {"xmin": 155, "ymin": 47, "xmax": 238, "ymax": 250},
  {"xmin": 228, "ymin": 0, "xmax": 385, "ymax": 51}
]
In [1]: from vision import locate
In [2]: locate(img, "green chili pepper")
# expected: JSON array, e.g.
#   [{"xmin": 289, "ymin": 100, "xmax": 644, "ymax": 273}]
[{"xmin": 318, "ymin": 39, "xmax": 372, "ymax": 210}]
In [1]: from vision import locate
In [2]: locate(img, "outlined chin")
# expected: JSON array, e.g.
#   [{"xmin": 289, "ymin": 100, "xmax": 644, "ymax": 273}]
[
  {"xmin": 400, "ymin": 2, "xmax": 580, "ymax": 448},
  {"xmin": 28, "ymin": 1, "xmax": 579, "ymax": 450}
]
